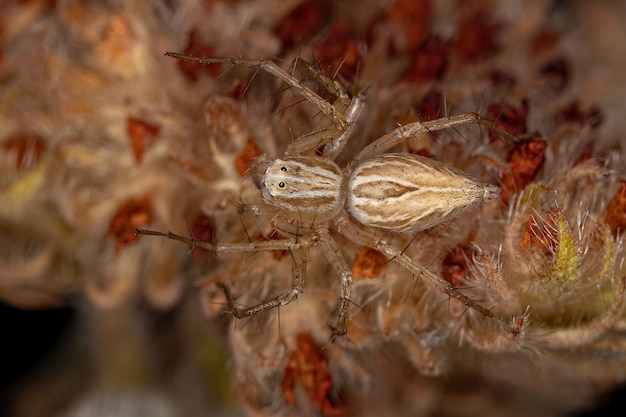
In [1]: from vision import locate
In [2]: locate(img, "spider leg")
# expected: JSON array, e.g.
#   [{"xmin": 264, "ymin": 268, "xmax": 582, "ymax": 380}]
[
  {"xmin": 135, "ymin": 229, "xmax": 318, "ymax": 252},
  {"xmin": 316, "ymin": 225, "xmax": 353, "ymax": 336},
  {"xmin": 165, "ymin": 52, "xmax": 347, "ymax": 153},
  {"xmin": 292, "ymin": 58, "xmax": 350, "ymax": 104},
  {"xmin": 137, "ymin": 228, "xmax": 314, "ymax": 321},
  {"xmin": 349, "ymin": 112, "xmax": 519, "ymax": 172},
  {"xmin": 217, "ymin": 248, "xmax": 308, "ymax": 320},
  {"xmin": 320, "ymin": 92, "xmax": 365, "ymax": 160},
  {"xmin": 288, "ymin": 59, "xmax": 365, "ymax": 159},
  {"xmin": 333, "ymin": 212, "xmax": 503, "ymax": 324},
  {"xmin": 165, "ymin": 52, "xmax": 365, "ymax": 158}
]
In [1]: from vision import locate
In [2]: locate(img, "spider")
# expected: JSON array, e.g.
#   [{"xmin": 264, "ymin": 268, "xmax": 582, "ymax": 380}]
[{"xmin": 137, "ymin": 52, "xmax": 518, "ymax": 337}]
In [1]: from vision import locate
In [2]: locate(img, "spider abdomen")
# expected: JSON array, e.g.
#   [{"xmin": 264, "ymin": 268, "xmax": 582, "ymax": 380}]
[
  {"xmin": 347, "ymin": 153, "xmax": 498, "ymax": 233},
  {"xmin": 258, "ymin": 156, "xmax": 345, "ymax": 216}
]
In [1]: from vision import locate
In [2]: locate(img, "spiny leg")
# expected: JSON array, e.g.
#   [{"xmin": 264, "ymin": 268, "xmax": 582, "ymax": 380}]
[
  {"xmin": 292, "ymin": 57, "xmax": 350, "ymax": 107},
  {"xmin": 348, "ymin": 112, "xmax": 519, "ymax": 173},
  {"xmin": 165, "ymin": 52, "xmax": 348, "ymax": 155},
  {"xmin": 333, "ymin": 212, "xmax": 502, "ymax": 324},
  {"xmin": 137, "ymin": 228, "xmax": 314, "ymax": 320},
  {"xmin": 218, "ymin": 248, "xmax": 308, "ymax": 320},
  {"xmin": 288, "ymin": 58, "xmax": 365, "ymax": 159},
  {"xmin": 316, "ymin": 226, "xmax": 353, "ymax": 336},
  {"xmin": 136, "ymin": 228, "xmax": 319, "ymax": 252},
  {"xmin": 136, "ymin": 229, "xmax": 312, "ymax": 319}
]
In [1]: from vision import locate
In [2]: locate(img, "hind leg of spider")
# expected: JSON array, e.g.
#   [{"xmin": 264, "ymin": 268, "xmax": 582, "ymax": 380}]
[{"xmin": 332, "ymin": 212, "xmax": 506, "ymax": 326}]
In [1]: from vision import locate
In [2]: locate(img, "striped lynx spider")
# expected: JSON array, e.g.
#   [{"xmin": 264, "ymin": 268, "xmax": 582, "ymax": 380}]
[{"xmin": 138, "ymin": 52, "xmax": 516, "ymax": 337}]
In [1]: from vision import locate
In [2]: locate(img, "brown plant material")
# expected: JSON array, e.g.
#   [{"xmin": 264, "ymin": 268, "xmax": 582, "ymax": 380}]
[
  {"xmin": 352, "ymin": 246, "xmax": 387, "ymax": 280},
  {"xmin": 275, "ymin": 0, "xmax": 326, "ymax": 51},
  {"xmin": 2, "ymin": 134, "xmax": 46, "ymax": 170},
  {"xmin": 176, "ymin": 30, "xmax": 221, "ymax": 82},
  {"xmin": 96, "ymin": 14, "xmax": 134, "ymax": 66},
  {"xmin": 402, "ymin": 35, "xmax": 447, "ymax": 83},
  {"xmin": 530, "ymin": 28, "xmax": 560, "ymax": 55},
  {"xmin": 488, "ymin": 70, "xmax": 517, "ymax": 89},
  {"xmin": 281, "ymin": 332, "xmax": 341, "ymax": 416},
  {"xmin": 234, "ymin": 138, "xmax": 262, "ymax": 177},
  {"xmin": 190, "ymin": 211, "xmax": 214, "ymax": 258},
  {"xmin": 555, "ymin": 101, "xmax": 603, "ymax": 129},
  {"xmin": 127, "ymin": 116, "xmax": 159, "ymax": 163},
  {"xmin": 487, "ymin": 100, "xmax": 529, "ymax": 141},
  {"xmin": 539, "ymin": 56, "xmax": 570, "ymax": 91},
  {"xmin": 604, "ymin": 178, "xmax": 626, "ymax": 237},
  {"xmin": 441, "ymin": 245, "xmax": 474, "ymax": 287},
  {"xmin": 314, "ymin": 20, "xmax": 360, "ymax": 81},
  {"xmin": 519, "ymin": 206, "xmax": 559, "ymax": 260},
  {"xmin": 168, "ymin": 154, "xmax": 215, "ymax": 183},
  {"xmin": 499, "ymin": 135, "xmax": 546, "ymax": 205},
  {"xmin": 416, "ymin": 89, "xmax": 442, "ymax": 122},
  {"xmin": 386, "ymin": 0, "xmax": 431, "ymax": 54},
  {"xmin": 452, "ymin": 12, "xmax": 501, "ymax": 62},
  {"xmin": 107, "ymin": 195, "xmax": 152, "ymax": 252}
]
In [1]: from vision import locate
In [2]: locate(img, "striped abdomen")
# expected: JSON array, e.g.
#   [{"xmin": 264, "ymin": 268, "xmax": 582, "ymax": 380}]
[
  {"xmin": 258, "ymin": 156, "xmax": 345, "ymax": 215},
  {"xmin": 347, "ymin": 153, "xmax": 497, "ymax": 233}
]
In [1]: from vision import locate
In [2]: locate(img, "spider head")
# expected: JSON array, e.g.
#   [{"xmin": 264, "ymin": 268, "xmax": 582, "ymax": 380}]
[
  {"xmin": 250, "ymin": 155, "xmax": 345, "ymax": 217},
  {"xmin": 249, "ymin": 154, "xmax": 272, "ymax": 190}
]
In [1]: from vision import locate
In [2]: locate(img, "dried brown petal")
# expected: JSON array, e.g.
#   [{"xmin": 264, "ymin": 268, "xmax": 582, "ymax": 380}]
[
  {"xmin": 452, "ymin": 12, "xmax": 500, "ymax": 62},
  {"xmin": 604, "ymin": 178, "xmax": 626, "ymax": 237},
  {"xmin": 313, "ymin": 20, "xmax": 360, "ymax": 81},
  {"xmin": 0, "ymin": 19, "xmax": 3, "ymax": 64},
  {"xmin": 190, "ymin": 212, "xmax": 214, "ymax": 258},
  {"xmin": 387, "ymin": 0, "xmax": 431, "ymax": 54},
  {"xmin": 127, "ymin": 117, "xmax": 159, "ymax": 163},
  {"xmin": 352, "ymin": 246, "xmax": 387, "ymax": 280},
  {"xmin": 281, "ymin": 332, "xmax": 341, "ymax": 415},
  {"xmin": 234, "ymin": 138, "xmax": 262, "ymax": 177},
  {"xmin": 539, "ymin": 57, "xmax": 570, "ymax": 92},
  {"xmin": 487, "ymin": 100, "xmax": 528, "ymax": 141},
  {"xmin": 555, "ymin": 101, "xmax": 603, "ymax": 129},
  {"xmin": 500, "ymin": 135, "xmax": 546, "ymax": 205},
  {"xmin": 519, "ymin": 207, "xmax": 559, "ymax": 260},
  {"xmin": 2, "ymin": 134, "xmax": 46, "ymax": 170},
  {"xmin": 530, "ymin": 28, "xmax": 560, "ymax": 55},
  {"xmin": 415, "ymin": 89, "xmax": 442, "ymax": 122},
  {"xmin": 403, "ymin": 35, "xmax": 447, "ymax": 84},
  {"xmin": 95, "ymin": 14, "xmax": 134, "ymax": 68},
  {"xmin": 176, "ymin": 30, "xmax": 221, "ymax": 82},
  {"xmin": 275, "ymin": 0, "xmax": 326, "ymax": 51},
  {"xmin": 107, "ymin": 195, "xmax": 152, "ymax": 253},
  {"xmin": 441, "ymin": 245, "xmax": 474, "ymax": 287}
]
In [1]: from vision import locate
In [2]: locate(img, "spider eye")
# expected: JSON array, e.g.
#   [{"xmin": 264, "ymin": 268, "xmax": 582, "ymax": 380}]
[
  {"xmin": 278, "ymin": 182, "xmax": 285, "ymax": 188},
  {"xmin": 280, "ymin": 166, "xmax": 287, "ymax": 172}
]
